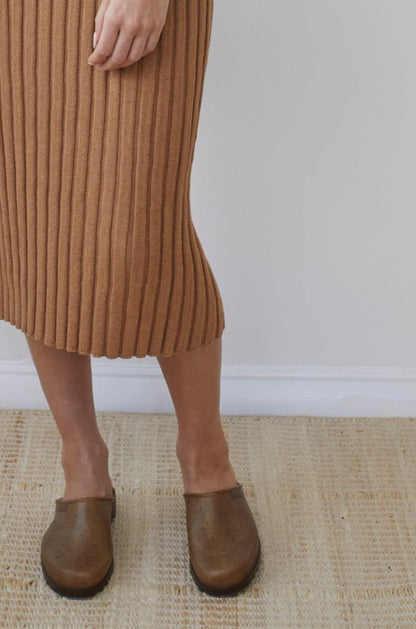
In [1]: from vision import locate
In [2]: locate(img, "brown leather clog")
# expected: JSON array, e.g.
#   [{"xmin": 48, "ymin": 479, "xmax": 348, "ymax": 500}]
[
  {"xmin": 40, "ymin": 487, "xmax": 116, "ymax": 598},
  {"xmin": 183, "ymin": 481, "xmax": 261, "ymax": 596}
]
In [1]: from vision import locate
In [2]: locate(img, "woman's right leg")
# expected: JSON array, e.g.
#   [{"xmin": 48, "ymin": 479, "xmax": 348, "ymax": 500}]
[{"xmin": 25, "ymin": 335, "xmax": 114, "ymax": 500}]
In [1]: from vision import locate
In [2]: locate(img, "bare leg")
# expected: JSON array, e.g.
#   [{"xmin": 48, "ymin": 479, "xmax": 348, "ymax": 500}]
[
  {"xmin": 25, "ymin": 335, "xmax": 113, "ymax": 500},
  {"xmin": 157, "ymin": 336, "xmax": 238, "ymax": 494}
]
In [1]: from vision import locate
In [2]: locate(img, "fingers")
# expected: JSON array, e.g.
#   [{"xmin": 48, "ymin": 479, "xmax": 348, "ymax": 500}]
[
  {"xmin": 116, "ymin": 33, "xmax": 150, "ymax": 69},
  {"xmin": 92, "ymin": 0, "xmax": 108, "ymax": 55},
  {"xmin": 87, "ymin": 0, "xmax": 168, "ymax": 71},
  {"xmin": 88, "ymin": 15, "xmax": 121, "ymax": 68}
]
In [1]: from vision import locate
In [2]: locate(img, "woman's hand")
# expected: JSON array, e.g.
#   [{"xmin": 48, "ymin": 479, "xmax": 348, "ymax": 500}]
[{"xmin": 87, "ymin": 0, "xmax": 170, "ymax": 71}]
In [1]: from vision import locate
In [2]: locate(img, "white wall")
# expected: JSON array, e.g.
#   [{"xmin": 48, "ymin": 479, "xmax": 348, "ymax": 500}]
[{"xmin": 2, "ymin": 0, "xmax": 416, "ymax": 416}]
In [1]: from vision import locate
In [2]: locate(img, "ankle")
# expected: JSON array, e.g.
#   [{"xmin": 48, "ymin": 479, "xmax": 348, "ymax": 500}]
[
  {"xmin": 176, "ymin": 437, "xmax": 230, "ymax": 472},
  {"xmin": 61, "ymin": 438, "xmax": 109, "ymax": 472},
  {"xmin": 60, "ymin": 440, "xmax": 113, "ymax": 500},
  {"xmin": 179, "ymin": 455, "xmax": 237, "ymax": 494}
]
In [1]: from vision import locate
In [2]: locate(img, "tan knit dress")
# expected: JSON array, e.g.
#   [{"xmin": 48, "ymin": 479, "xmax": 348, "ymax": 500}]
[{"xmin": 0, "ymin": 0, "xmax": 225, "ymax": 359}]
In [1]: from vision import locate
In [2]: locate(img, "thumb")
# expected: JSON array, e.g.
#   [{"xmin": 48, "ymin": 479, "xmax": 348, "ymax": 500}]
[{"xmin": 90, "ymin": 1, "xmax": 107, "ymax": 53}]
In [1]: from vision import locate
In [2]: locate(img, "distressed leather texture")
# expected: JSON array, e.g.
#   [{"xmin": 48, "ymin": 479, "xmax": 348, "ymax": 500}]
[
  {"xmin": 41, "ymin": 488, "xmax": 116, "ymax": 592},
  {"xmin": 183, "ymin": 482, "xmax": 261, "ymax": 592}
]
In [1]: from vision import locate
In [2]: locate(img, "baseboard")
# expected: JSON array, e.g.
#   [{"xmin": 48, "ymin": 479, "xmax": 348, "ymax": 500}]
[{"xmin": 1, "ymin": 358, "xmax": 416, "ymax": 417}]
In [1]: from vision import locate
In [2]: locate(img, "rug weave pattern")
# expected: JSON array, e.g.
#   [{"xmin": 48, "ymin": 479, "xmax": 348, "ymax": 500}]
[{"xmin": 0, "ymin": 410, "xmax": 416, "ymax": 627}]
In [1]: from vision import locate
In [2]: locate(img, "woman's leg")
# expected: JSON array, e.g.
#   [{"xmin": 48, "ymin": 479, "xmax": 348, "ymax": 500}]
[
  {"xmin": 157, "ymin": 335, "xmax": 238, "ymax": 494},
  {"xmin": 25, "ymin": 335, "xmax": 113, "ymax": 500}
]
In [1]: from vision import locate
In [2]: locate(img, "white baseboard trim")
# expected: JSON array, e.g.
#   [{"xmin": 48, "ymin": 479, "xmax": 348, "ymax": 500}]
[{"xmin": 1, "ymin": 358, "xmax": 416, "ymax": 417}]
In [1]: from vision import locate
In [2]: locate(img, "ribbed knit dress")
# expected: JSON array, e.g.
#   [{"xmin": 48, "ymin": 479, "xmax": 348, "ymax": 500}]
[{"xmin": 0, "ymin": 0, "xmax": 225, "ymax": 359}]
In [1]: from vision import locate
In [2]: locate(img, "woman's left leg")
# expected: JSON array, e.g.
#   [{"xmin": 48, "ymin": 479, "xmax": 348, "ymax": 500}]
[{"xmin": 156, "ymin": 335, "xmax": 237, "ymax": 494}]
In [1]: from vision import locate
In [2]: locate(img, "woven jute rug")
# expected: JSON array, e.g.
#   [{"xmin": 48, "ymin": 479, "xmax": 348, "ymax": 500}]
[{"xmin": 1, "ymin": 409, "xmax": 416, "ymax": 628}]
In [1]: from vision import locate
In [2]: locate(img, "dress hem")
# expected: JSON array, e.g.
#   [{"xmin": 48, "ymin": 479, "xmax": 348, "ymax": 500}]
[{"xmin": 0, "ymin": 316, "xmax": 225, "ymax": 360}]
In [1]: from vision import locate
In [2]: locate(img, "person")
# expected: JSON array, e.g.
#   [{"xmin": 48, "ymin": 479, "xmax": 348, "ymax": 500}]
[{"xmin": 0, "ymin": 0, "xmax": 261, "ymax": 597}]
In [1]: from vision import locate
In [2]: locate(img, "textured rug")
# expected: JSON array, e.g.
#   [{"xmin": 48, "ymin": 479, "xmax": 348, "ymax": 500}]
[{"xmin": 0, "ymin": 409, "xmax": 416, "ymax": 628}]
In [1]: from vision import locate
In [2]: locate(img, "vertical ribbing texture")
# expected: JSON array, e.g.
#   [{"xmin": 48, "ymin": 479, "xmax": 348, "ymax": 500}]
[{"xmin": 0, "ymin": 0, "xmax": 225, "ymax": 358}]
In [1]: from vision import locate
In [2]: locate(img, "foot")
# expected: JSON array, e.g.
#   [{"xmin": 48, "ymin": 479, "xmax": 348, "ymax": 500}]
[
  {"xmin": 176, "ymin": 437, "xmax": 238, "ymax": 495},
  {"xmin": 61, "ymin": 440, "xmax": 114, "ymax": 501}
]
